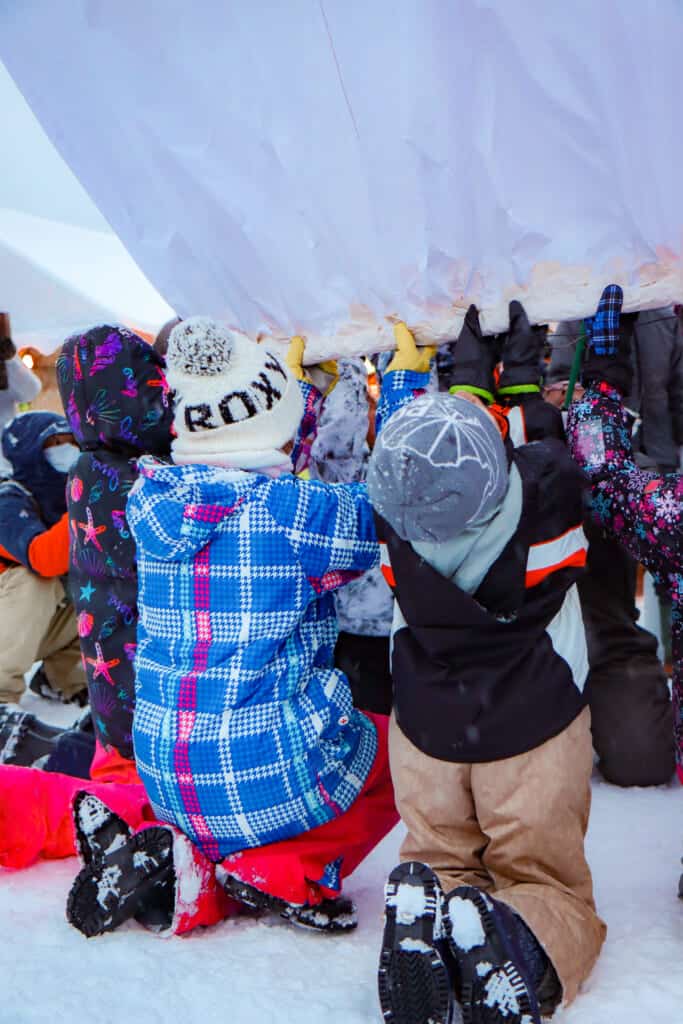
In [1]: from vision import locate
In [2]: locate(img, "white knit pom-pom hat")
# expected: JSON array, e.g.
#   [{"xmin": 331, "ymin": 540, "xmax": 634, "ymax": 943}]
[{"xmin": 165, "ymin": 317, "xmax": 303, "ymax": 466}]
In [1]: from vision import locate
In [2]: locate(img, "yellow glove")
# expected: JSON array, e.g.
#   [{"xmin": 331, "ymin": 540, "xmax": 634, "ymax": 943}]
[
  {"xmin": 286, "ymin": 337, "xmax": 339, "ymax": 395},
  {"xmin": 285, "ymin": 336, "xmax": 312, "ymax": 384},
  {"xmin": 308, "ymin": 359, "xmax": 339, "ymax": 396},
  {"xmin": 385, "ymin": 322, "xmax": 436, "ymax": 374}
]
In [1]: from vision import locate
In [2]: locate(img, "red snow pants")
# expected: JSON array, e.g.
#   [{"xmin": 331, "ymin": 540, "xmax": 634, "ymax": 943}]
[{"xmin": 219, "ymin": 712, "xmax": 399, "ymax": 905}]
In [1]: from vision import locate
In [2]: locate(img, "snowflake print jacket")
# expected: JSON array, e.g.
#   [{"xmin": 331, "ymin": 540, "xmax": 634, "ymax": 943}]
[
  {"xmin": 309, "ymin": 359, "xmax": 394, "ymax": 638},
  {"xmin": 567, "ymin": 381, "xmax": 683, "ymax": 781},
  {"xmin": 57, "ymin": 327, "xmax": 173, "ymax": 760}
]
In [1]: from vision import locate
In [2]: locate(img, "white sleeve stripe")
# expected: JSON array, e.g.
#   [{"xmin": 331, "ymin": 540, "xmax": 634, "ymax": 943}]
[{"xmin": 526, "ymin": 525, "xmax": 587, "ymax": 573}]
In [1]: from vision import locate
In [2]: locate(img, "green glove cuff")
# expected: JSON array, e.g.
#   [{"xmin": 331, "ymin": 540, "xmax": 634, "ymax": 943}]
[
  {"xmin": 448, "ymin": 384, "xmax": 495, "ymax": 404},
  {"xmin": 496, "ymin": 383, "xmax": 541, "ymax": 397}
]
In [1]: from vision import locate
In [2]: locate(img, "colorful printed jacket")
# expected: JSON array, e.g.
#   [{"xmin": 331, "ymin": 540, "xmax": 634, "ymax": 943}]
[
  {"xmin": 567, "ymin": 381, "xmax": 683, "ymax": 780},
  {"xmin": 57, "ymin": 327, "xmax": 173, "ymax": 760},
  {"xmin": 127, "ymin": 369, "xmax": 421, "ymax": 861}
]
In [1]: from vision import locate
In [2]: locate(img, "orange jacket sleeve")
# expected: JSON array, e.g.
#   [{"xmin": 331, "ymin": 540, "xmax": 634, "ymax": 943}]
[{"xmin": 26, "ymin": 512, "xmax": 70, "ymax": 577}]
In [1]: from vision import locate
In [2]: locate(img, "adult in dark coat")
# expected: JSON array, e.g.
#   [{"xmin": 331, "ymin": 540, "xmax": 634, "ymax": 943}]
[
  {"xmin": 547, "ymin": 315, "xmax": 675, "ymax": 786},
  {"xmin": 57, "ymin": 325, "xmax": 173, "ymax": 763}
]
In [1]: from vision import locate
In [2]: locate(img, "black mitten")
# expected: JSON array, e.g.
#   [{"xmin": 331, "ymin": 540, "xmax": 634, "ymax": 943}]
[
  {"xmin": 497, "ymin": 300, "xmax": 546, "ymax": 398},
  {"xmin": 440, "ymin": 304, "xmax": 500, "ymax": 403}
]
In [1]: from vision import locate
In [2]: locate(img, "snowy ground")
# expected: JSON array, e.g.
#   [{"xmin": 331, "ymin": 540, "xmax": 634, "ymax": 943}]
[{"xmin": 2, "ymin": 699, "xmax": 682, "ymax": 1024}]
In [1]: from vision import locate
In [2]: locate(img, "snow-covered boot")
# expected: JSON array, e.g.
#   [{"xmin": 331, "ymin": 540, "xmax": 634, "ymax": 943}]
[
  {"xmin": 72, "ymin": 792, "xmax": 132, "ymax": 866},
  {"xmin": 444, "ymin": 886, "xmax": 542, "ymax": 1024},
  {"xmin": 141, "ymin": 827, "xmax": 242, "ymax": 936},
  {"xmin": 283, "ymin": 894, "xmax": 356, "ymax": 932},
  {"xmin": 70, "ymin": 795, "xmax": 240, "ymax": 936},
  {"xmin": 0, "ymin": 705, "xmax": 64, "ymax": 766},
  {"xmin": 220, "ymin": 872, "xmax": 357, "ymax": 933},
  {"xmin": 29, "ymin": 666, "xmax": 88, "ymax": 706},
  {"xmin": 0, "ymin": 704, "xmax": 63, "ymax": 740},
  {"xmin": 377, "ymin": 861, "xmax": 455, "ymax": 1024},
  {"xmin": 66, "ymin": 825, "xmax": 174, "ymax": 937}
]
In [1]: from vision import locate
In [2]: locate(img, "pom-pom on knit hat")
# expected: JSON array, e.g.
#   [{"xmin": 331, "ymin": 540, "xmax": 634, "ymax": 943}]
[
  {"xmin": 367, "ymin": 392, "xmax": 508, "ymax": 543},
  {"xmin": 165, "ymin": 317, "xmax": 303, "ymax": 466}
]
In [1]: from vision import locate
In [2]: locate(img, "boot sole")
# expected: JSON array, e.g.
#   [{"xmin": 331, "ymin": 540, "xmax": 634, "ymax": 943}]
[
  {"xmin": 67, "ymin": 827, "xmax": 173, "ymax": 937},
  {"xmin": 378, "ymin": 862, "xmax": 453, "ymax": 1024},
  {"xmin": 0, "ymin": 712, "xmax": 60, "ymax": 766},
  {"xmin": 444, "ymin": 887, "xmax": 538, "ymax": 1024},
  {"xmin": 73, "ymin": 791, "xmax": 132, "ymax": 867},
  {"xmin": 222, "ymin": 874, "xmax": 357, "ymax": 933},
  {"xmin": 0, "ymin": 707, "xmax": 63, "ymax": 741},
  {"xmin": 283, "ymin": 898, "xmax": 357, "ymax": 933},
  {"xmin": 472, "ymin": 963, "xmax": 536, "ymax": 1024}
]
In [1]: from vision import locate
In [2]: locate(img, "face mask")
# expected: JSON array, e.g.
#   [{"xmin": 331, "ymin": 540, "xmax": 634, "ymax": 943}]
[{"xmin": 44, "ymin": 443, "xmax": 79, "ymax": 474}]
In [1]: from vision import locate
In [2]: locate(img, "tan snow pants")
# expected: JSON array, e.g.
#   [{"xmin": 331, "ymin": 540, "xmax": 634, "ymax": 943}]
[
  {"xmin": 389, "ymin": 706, "xmax": 605, "ymax": 1007},
  {"xmin": 0, "ymin": 566, "xmax": 85, "ymax": 703}
]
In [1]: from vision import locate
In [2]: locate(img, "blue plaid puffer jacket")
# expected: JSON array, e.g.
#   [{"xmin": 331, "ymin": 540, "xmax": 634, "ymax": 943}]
[{"xmin": 127, "ymin": 463, "xmax": 381, "ymax": 860}]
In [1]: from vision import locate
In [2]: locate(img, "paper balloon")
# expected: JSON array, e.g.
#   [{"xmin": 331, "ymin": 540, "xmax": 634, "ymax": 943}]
[{"xmin": 2, "ymin": 1, "xmax": 682, "ymax": 359}]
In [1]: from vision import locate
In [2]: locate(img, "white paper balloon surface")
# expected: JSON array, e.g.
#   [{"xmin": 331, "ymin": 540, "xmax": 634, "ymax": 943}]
[{"xmin": 1, "ymin": 0, "xmax": 682, "ymax": 358}]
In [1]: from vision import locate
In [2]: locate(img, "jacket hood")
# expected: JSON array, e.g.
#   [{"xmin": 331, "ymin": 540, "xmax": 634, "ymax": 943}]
[
  {"xmin": 57, "ymin": 325, "xmax": 173, "ymax": 456},
  {"xmin": 1, "ymin": 411, "xmax": 72, "ymax": 524},
  {"xmin": 128, "ymin": 458, "xmax": 256, "ymax": 562}
]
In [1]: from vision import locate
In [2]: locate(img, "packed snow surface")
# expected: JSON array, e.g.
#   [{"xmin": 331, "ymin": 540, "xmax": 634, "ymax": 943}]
[{"xmin": 1, "ymin": 775, "xmax": 681, "ymax": 1023}]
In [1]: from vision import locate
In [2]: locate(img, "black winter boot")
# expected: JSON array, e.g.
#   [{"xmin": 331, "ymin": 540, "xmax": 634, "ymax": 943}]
[
  {"xmin": 72, "ymin": 792, "xmax": 132, "ymax": 866},
  {"xmin": 28, "ymin": 667, "xmax": 60, "ymax": 702},
  {"xmin": 67, "ymin": 826, "xmax": 174, "ymax": 937},
  {"xmin": 377, "ymin": 862, "xmax": 456, "ymax": 1024},
  {"xmin": 0, "ymin": 705, "xmax": 64, "ymax": 766},
  {"xmin": 444, "ymin": 886, "xmax": 542, "ymax": 1024},
  {"xmin": 29, "ymin": 666, "xmax": 88, "ymax": 706},
  {"xmin": 220, "ymin": 873, "xmax": 357, "ymax": 933},
  {"xmin": 72, "ymin": 794, "xmax": 177, "ymax": 933}
]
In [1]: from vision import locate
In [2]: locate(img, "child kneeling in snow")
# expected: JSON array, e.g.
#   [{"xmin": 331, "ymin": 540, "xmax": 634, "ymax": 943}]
[
  {"xmin": 372, "ymin": 306, "xmax": 605, "ymax": 1024},
  {"xmin": 70, "ymin": 317, "xmax": 401, "ymax": 935}
]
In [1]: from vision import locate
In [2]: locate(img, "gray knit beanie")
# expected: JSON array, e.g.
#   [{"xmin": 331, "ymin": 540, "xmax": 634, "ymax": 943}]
[{"xmin": 367, "ymin": 393, "xmax": 509, "ymax": 543}]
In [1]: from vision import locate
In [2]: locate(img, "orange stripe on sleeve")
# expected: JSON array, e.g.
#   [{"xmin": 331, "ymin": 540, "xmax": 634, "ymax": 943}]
[
  {"xmin": 379, "ymin": 544, "xmax": 396, "ymax": 588},
  {"xmin": 525, "ymin": 525, "xmax": 588, "ymax": 589},
  {"xmin": 525, "ymin": 550, "xmax": 587, "ymax": 589},
  {"xmin": 488, "ymin": 404, "xmax": 510, "ymax": 441}
]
